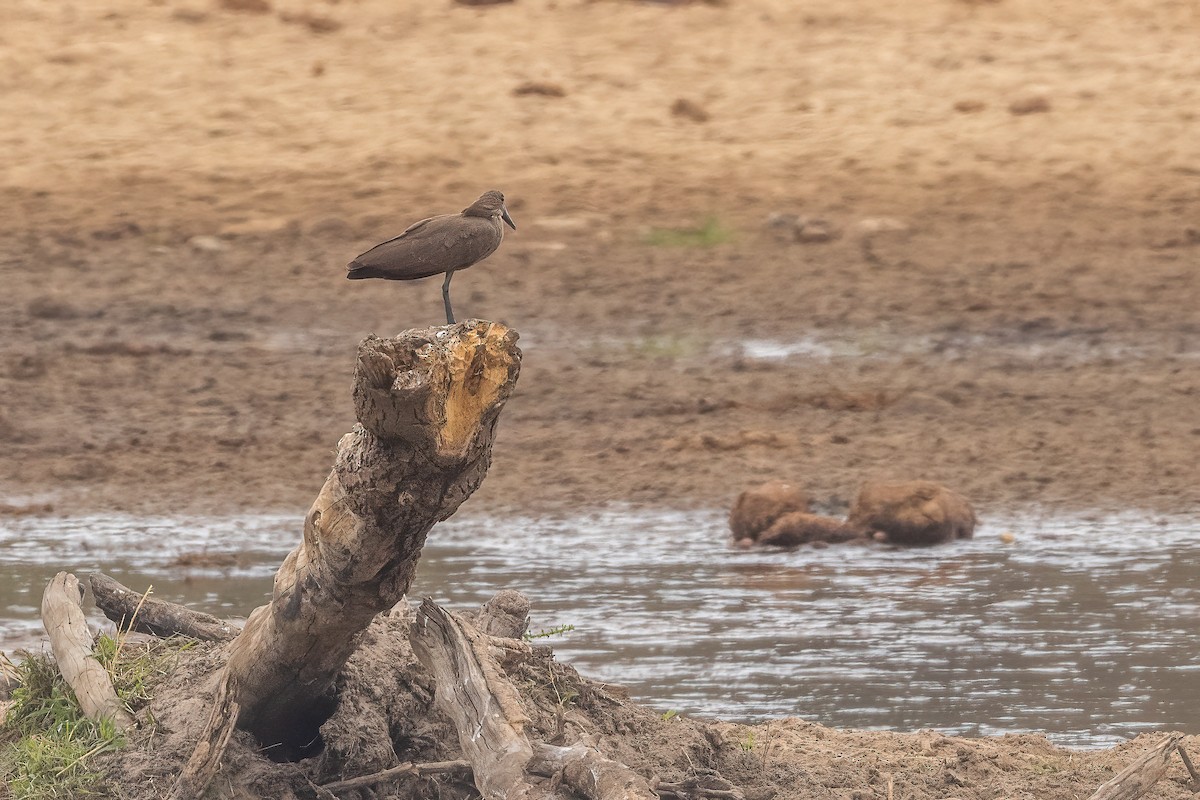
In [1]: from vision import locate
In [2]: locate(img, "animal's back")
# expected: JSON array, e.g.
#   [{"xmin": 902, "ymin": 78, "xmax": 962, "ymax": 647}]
[{"xmin": 347, "ymin": 214, "xmax": 503, "ymax": 281}]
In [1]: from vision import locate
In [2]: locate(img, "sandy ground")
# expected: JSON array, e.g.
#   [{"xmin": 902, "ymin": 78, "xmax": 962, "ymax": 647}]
[
  {"xmin": 2, "ymin": 0, "xmax": 1198, "ymax": 520},
  {"xmin": 2, "ymin": 0, "xmax": 1199, "ymax": 795}
]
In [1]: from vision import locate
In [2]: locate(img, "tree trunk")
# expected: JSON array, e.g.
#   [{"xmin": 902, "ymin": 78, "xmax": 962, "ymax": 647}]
[{"xmin": 218, "ymin": 321, "xmax": 521, "ymax": 757}]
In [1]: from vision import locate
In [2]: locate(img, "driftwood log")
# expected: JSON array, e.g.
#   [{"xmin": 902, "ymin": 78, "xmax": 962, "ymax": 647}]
[
  {"xmin": 1178, "ymin": 742, "xmax": 1200, "ymax": 789},
  {"xmin": 40, "ymin": 571, "xmax": 135, "ymax": 731},
  {"xmin": 1085, "ymin": 733, "xmax": 1185, "ymax": 800},
  {"xmin": 410, "ymin": 598, "xmax": 656, "ymax": 800},
  {"xmin": 171, "ymin": 322, "xmax": 521, "ymax": 797},
  {"xmin": 90, "ymin": 573, "xmax": 238, "ymax": 642}
]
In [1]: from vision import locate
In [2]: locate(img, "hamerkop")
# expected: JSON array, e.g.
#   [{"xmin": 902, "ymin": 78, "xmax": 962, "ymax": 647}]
[{"xmin": 347, "ymin": 190, "xmax": 516, "ymax": 324}]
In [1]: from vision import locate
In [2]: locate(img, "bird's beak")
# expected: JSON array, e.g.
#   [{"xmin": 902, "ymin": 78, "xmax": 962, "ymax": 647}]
[{"xmin": 501, "ymin": 206, "xmax": 517, "ymax": 230}]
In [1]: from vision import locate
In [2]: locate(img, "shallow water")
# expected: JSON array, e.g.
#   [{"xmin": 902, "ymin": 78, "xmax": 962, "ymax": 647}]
[
  {"xmin": 2, "ymin": 508, "xmax": 1197, "ymax": 749},
  {"xmin": 727, "ymin": 328, "xmax": 1200, "ymax": 365}
]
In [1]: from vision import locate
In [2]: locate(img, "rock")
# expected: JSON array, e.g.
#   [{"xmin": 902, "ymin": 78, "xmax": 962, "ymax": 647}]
[
  {"xmin": 91, "ymin": 221, "xmax": 143, "ymax": 240},
  {"xmin": 278, "ymin": 11, "xmax": 342, "ymax": 34},
  {"xmin": 28, "ymin": 296, "xmax": 83, "ymax": 320},
  {"xmin": 848, "ymin": 480, "xmax": 976, "ymax": 546},
  {"xmin": 766, "ymin": 212, "xmax": 801, "ymax": 231},
  {"xmin": 1008, "ymin": 95, "xmax": 1051, "ymax": 115},
  {"xmin": 671, "ymin": 97, "xmax": 710, "ymax": 123},
  {"xmin": 513, "ymin": 81, "xmax": 566, "ymax": 98},
  {"xmin": 854, "ymin": 217, "xmax": 909, "ymax": 235},
  {"xmin": 729, "ymin": 480, "xmax": 810, "ymax": 542},
  {"xmin": 188, "ymin": 234, "xmax": 227, "ymax": 253},
  {"xmin": 758, "ymin": 512, "xmax": 864, "ymax": 548},
  {"xmin": 218, "ymin": 0, "xmax": 271, "ymax": 13},
  {"xmin": 765, "ymin": 213, "xmax": 839, "ymax": 243},
  {"xmin": 793, "ymin": 218, "xmax": 838, "ymax": 243}
]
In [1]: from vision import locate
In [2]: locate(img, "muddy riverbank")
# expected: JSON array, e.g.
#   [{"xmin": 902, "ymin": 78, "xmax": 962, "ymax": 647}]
[{"xmin": 2, "ymin": 0, "xmax": 1198, "ymax": 520}]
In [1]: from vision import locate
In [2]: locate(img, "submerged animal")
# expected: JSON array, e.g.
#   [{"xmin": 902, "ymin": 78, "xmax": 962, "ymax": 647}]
[{"xmin": 346, "ymin": 190, "xmax": 516, "ymax": 325}]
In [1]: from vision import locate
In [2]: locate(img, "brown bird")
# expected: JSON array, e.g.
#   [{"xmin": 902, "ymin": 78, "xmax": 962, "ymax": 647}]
[{"xmin": 347, "ymin": 190, "xmax": 516, "ymax": 324}]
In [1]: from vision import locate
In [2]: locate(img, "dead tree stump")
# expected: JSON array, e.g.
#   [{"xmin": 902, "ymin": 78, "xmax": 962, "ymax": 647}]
[{"xmin": 204, "ymin": 322, "xmax": 521, "ymax": 761}]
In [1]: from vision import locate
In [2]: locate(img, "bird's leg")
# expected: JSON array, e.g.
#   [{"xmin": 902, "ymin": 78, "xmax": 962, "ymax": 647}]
[{"xmin": 442, "ymin": 270, "xmax": 456, "ymax": 325}]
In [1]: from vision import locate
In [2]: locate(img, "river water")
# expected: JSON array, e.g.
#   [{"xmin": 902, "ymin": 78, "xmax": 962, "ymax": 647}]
[{"xmin": 2, "ymin": 507, "xmax": 1196, "ymax": 749}]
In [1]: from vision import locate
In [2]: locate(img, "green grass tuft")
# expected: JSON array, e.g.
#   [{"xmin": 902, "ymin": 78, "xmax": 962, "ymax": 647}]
[
  {"xmin": 1, "ymin": 651, "xmax": 122, "ymax": 799},
  {"xmin": 1, "ymin": 634, "xmax": 193, "ymax": 799},
  {"xmin": 642, "ymin": 217, "xmax": 734, "ymax": 247}
]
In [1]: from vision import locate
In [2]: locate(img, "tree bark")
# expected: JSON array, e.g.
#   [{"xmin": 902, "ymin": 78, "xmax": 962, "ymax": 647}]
[
  {"xmin": 168, "ymin": 672, "xmax": 241, "ymax": 800},
  {"xmin": 218, "ymin": 321, "xmax": 521, "ymax": 756},
  {"xmin": 40, "ymin": 572, "xmax": 135, "ymax": 731}
]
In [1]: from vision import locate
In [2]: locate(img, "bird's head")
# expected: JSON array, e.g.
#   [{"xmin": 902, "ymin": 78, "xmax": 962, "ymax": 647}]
[{"xmin": 466, "ymin": 190, "xmax": 517, "ymax": 230}]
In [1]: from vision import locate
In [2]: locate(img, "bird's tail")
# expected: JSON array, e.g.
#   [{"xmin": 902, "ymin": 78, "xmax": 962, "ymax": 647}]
[{"xmin": 346, "ymin": 260, "xmax": 383, "ymax": 279}]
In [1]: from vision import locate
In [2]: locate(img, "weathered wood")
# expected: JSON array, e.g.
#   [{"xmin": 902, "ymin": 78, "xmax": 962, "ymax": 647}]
[
  {"xmin": 410, "ymin": 598, "xmax": 539, "ymax": 799},
  {"xmin": 40, "ymin": 572, "xmax": 134, "ymax": 731},
  {"xmin": 1085, "ymin": 733, "xmax": 1185, "ymax": 800},
  {"xmin": 90, "ymin": 573, "xmax": 238, "ymax": 642},
  {"xmin": 650, "ymin": 777, "xmax": 744, "ymax": 800},
  {"xmin": 411, "ymin": 598, "xmax": 656, "ymax": 800},
  {"xmin": 475, "ymin": 587, "xmax": 531, "ymax": 639},
  {"xmin": 168, "ymin": 673, "xmax": 240, "ymax": 800},
  {"xmin": 1175, "ymin": 741, "xmax": 1199, "ymax": 789},
  {"xmin": 218, "ymin": 322, "xmax": 521, "ymax": 756},
  {"xmin": 528, "ymin": 741, "xmax": 657, "ymax": 800},
  {"xmin": 318, "ymin": 759, "xmax": 471, "ymax": 794}
]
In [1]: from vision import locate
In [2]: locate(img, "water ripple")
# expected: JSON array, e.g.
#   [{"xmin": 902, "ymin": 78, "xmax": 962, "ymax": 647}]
[{"xmin": 1, "ymin": 508, "xmax": 1197, "ymax": 748}]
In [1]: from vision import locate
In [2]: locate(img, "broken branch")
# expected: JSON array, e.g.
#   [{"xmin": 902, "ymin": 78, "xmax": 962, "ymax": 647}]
[{"xmin": 40, "ymin": 571, "xmax": 134, "ymax": 731}]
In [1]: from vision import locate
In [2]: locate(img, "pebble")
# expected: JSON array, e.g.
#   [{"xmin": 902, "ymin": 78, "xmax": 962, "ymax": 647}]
[
  {"xmin": 188, "ymin": 235, "xmax": 227, "ymax": 253},
  {"xmin": 855, "ymin": 217, "xmax": 909, "ymax": 234},
  {"xmin": 671, "ymin": 98, "xmax": 710, "ymax": 123},
  {"xmin": 513, "ymin": 81, "xmax": 567, "ymax": 98},
  {"xmin": 1009, "ymin": 95, "xmax": 1051, "ymax": 115}
]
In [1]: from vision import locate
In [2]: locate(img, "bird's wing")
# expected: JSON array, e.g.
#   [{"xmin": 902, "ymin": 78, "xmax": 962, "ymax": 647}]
[
  {"xmin": 347, "ymin": 215, "xmax": 501, "ymax": 281},
  {"xmin": 363, "ymin": 215, "xmax": 440, "ymax": 250}
]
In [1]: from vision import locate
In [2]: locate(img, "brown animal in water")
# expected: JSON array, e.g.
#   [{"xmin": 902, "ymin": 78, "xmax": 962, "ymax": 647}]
[
  {"xmin": 847, "ymin": 480, "xmax": 976, "ymax": 545},
  {"xmin": 729, "ymin": 480, "xmax": 811, "ymax": 544},
  {"xmin": 347, "ymin": 190, "xmax": 516, "ymax": 324}
]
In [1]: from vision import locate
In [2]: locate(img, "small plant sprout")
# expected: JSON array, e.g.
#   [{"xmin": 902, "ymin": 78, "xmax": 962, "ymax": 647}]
[{"xmin": 524, "ymin": 623, "xmax": 575, "ymax": 640}]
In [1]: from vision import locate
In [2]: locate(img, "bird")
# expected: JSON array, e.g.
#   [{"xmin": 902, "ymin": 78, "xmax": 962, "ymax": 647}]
[{"xmin": 346, "ymin": 190, "xmax": 516, "ymax": 325}]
